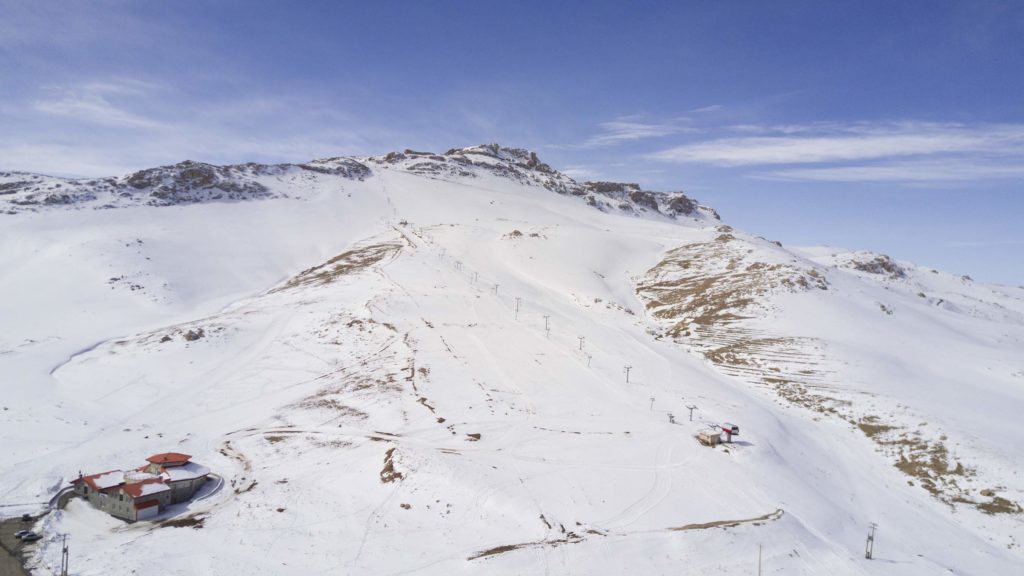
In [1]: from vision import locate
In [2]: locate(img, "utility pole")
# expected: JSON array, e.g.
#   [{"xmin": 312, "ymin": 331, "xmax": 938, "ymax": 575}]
[
  {"xmin": 649, "ymin": 397, "xmax": 655, "ymax": 411},
  {"xmin": 758, "ymin": 543, "xmax": 762, "ymax": 576},
  {"xmin": 865, "ymin": 522, "xmax": 877, "ymax": 559},
  {"xmin": 515, "ymin": 297, "xmax": 522, "ymax": 320},
  {"xmin": 624, "ymin": 365, "xmax": 632, "ymax": 383},
  {"xmin": 577, "ymin": 336, "xmax": 585, "ymax": 350},
  {"xmin": 586, "ymin": 353, "xmax": 592, "ymax": 367},
  {"xmin": 493, "ymin": 283, "xmax": 500, "ymax": 295},
  {"xmin": 686, "ymin": 404, "xmax": 697, "ymax": 421},
  {"xmin": 60, "ymin": 534, "xmax": 69, "ymax": 576}
]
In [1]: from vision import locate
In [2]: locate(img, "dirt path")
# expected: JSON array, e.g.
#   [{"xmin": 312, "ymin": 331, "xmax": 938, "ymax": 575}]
[{"xmin": 0, "ymin": 517, "xmax": 31, "ymax": 576}]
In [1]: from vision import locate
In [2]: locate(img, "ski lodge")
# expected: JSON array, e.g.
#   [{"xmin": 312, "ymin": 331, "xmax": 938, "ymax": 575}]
[{"xmin": 71, "ymin": 452, "xmax": 210, "ymax": 522}]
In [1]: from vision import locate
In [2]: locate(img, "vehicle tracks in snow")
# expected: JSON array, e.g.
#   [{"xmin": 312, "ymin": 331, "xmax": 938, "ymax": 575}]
[{"xmin": 595, "ymin": 436, "xmax": 676, "ymax": 531}]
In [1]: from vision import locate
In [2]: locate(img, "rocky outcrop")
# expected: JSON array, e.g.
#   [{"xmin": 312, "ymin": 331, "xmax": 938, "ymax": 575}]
[
  {"xmin": 2, "ymin": 157, "xmax": 370, "ymax": 213},
  {"xmin": 847, "ymin": 254, "xmax": 907, "ymax": 279},
  {"xmin": 298, "ymin": 157, "xmax": 372, "ymax": 179},
  {"xmin": 3, "ymin": 143, "xmax": 718, "ymax": 222},
  {"xmin": 368, "ymin": 144, "xmax": 575, "ymax": 194},
  {"xmin": 124, "ymin": 161, "xmax": 282, "ymax": 206},
  {"xmin": 366, "ymin": 144, "xmax": 719, "ymax": 221},
  {"xmin": 579, "ymin": 180, "xmax": 714, "ymax": 219}
]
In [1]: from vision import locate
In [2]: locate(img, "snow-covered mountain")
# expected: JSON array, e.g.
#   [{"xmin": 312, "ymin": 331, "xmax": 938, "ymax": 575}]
[{"xmin": 1, "ymin": 145, "xmax": 1021, "ymax": 575}]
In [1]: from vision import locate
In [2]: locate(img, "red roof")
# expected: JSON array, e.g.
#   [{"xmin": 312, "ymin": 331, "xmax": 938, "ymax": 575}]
[
  {"xmin": 134, "ymin": 499, "xmax": 160, "ymax": 510},
  {"xmin": 146, "ymin": 452, "xmax": 192, "ymax": 465},
  {"xmin": 122, "ymin": 478, "xmax": 170, "ymax": 498}
]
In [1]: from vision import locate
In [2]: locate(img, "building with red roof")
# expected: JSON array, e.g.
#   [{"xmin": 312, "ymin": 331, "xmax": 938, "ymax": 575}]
[
  {"xmin": 145, "ymin": 452, "xmax": 192, "ymax": 466},
  {"xmin": 71, "ymin": 453, "xmax": 210, "ymax": 522}
]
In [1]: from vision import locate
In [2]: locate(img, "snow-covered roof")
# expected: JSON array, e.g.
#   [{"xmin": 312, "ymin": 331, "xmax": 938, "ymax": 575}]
[
  {"xmin": 124, "ymin": 470, "xmax": 158, "ymax": 482},
  {"xmin": 160, "ymin": 461, "xmax": 210, "ymax": 482},
  {"xmin": 122, "ymin": 478, "xmax": 171, "ymax": 498},
  {"xmin": 80, "ymin": 470, "xmax": 125, "ymax": 491}
]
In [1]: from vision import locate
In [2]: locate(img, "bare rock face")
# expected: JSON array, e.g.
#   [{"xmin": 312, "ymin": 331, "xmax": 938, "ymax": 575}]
[
  {"xmin": 297, "ymin": 157, "xmax": 371, "ymax": 179},
  {"xmin": 2, "ymin": 143, "xmax": 720, "ymax": 223},
  {"xmin": 580, "ymin": 180, "xmax": 713, "ymax": 219},
  {"xmin": 666, "ymin": 195, "xmax": 697, "ymax": 215},
  {"xmin": 367, "ymin": 144, "xmax": 579, "ymax": 195},
  {"xmin": 364, "ymin": 143, "xmax": 720, "ymax": 222},
  {"xmin": 848, "ymin": 254, "xmax": 907, "ymax": 279},
  {"xmin": 0, "ymin": 179, "xmax": 33, "ymax": 195},
  {"xmin": 124, "ymin": 161, "xmax": 282, "ymax": 205},
  {"xmin": 1, "ymin": 172, "xmax": 114, "ymax": 212},
  {"xmin": 2, "ymin": 156, "xmax": 371, "ymax": 214},
  {"xmin": 445, "ymin": 144, "xmax": 555, "ymax": 174}
]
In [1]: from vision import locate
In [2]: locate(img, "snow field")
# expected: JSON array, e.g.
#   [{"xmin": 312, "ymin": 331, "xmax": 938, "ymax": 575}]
[{"xmin": 0, "ymin": 164, "xmax": 1020, "ymax": 574}]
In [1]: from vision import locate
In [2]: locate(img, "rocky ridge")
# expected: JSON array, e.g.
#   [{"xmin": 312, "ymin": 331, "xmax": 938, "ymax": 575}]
[
  {"xmin": 369, "ymin": 144, "xmax": 718, "ymax": 220},
  {"xmin": 3, "ymin": 144, "xmax": 716, "ymax": 222}
]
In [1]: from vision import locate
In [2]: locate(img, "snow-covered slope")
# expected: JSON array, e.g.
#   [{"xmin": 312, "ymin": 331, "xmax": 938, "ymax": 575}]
[{"xmin": 0, "ymin": 146, "xmax": 1020, "ymax": 575}]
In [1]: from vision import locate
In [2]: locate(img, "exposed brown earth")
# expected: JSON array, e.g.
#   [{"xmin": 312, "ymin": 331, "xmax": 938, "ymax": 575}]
[
  {"xmin": 637, "ymin": 234, "xmax": 1020, "ymax": 515},
  {"xmin": 380, "ymin": 447, "xmax": 404, "ymax": 483},
  {"xmin": 468, "ymin": 509, "xmax": 784, "ymax": 561},
  {"xmin": 273, "ymin": 243, "xmax": 402, "ymax": 292},
  {"xmin": 669, "ymin": 508, "xmax": 784, "ymax": 531},
  {"xmin": 160, "ymin": 514, "xmax": 206, "ymax": 529}
]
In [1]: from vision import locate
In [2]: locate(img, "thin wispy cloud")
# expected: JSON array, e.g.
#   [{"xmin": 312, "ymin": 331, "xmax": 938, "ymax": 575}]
[
  {"xmin": 1, "ymin": 79, "xmax": 409, "ymax": 176},
  {"xmin": 760, "ymin": 159, "xmax": 1024, "ymax": 183},
  {"xmin": 651, "ymin": 122, "xmax": 1024, "ymax": 165},
  {"xmin": 34, "ymin": 80, "xmax": 167, "ymax": 129},
  {"xmin": 690, "ymin": 104, "xmax": 723, "ymax": 114},
  {"xmin": 945, "ymin": 240, "xmax": 1024, "ymax": 248},
  {"xmin": 647, "ymin": 121, "xmax": 1024, "ymax": 184},
  {"xmin": 583, "ymin": 118, "xmax": 694, "ymax": 147}
]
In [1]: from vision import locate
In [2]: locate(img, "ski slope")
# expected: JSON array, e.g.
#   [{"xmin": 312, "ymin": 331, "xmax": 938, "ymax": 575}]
[{"xmin": 0, "ymin": 147, "xmax": 1021, "ymax": 575}]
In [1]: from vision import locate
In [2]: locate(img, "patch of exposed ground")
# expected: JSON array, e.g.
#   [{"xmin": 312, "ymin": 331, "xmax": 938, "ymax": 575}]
[
  {"xmin": 469, "ymin": 510, "xmax": 784, "ymax": 561},
  {"xmin": 977, "ymin": 495, "xmax": 1023, "ymax": 515},
  {"xmin": 637, "ymin": 234, "xmax": 1020, "ymax": 515},
  {"xmin": 469, "ymin": 527, "xmax": 586, "ymax": 560},
  {"xmin": 380, "ymin": 447, "xmax": 404, "ymax": 483},
  {"xmin": 469, "ymin": 543, "xmax": 533, "ymax": 560},
  {"xmin": 638, "ymin": 233, "xmax": 827, "ymax": 339},
  {"xmin": 636, "ymin": 233, "xmax": 834, "ymax": 403},
  {"xmin": 669, "ymin": 508, "xmax": 784, "ymax": 531},
  {"xmin": 219, "ymin": 440, "xmax": 256, "ymax": 495},
  {"xmin": 846, "ymin": 253, "xmax": 906, "ymax": 279},
  {"xmin": 310, "ymin": 438, "xmax": 355, "ymax": 449},
  {"xmin": 273, "ymin": 242, "xmax": 401, "ymax": 292},
  {"xmin": 856, "ymin": 416, "xmax": 1018, "ymax": 513},
  {"xmin": 292, "ymin": 394, "xmax": 369, "ymax": 421},
  {"xmin": 160, "ymin": 514, "xmax": 206, "ymax": 529}
]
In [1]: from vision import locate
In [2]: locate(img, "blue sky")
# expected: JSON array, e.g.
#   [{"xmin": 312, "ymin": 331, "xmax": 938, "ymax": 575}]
[{"xmin": 2, "ymin": 1, "xmax": 1022, "ymax": 284}]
